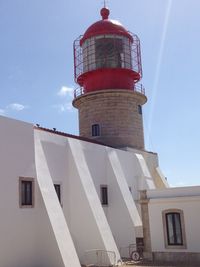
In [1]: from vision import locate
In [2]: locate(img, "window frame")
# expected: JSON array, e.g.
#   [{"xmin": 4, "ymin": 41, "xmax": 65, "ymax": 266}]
[
  {"xmin": 19, "ymin": 177, "xmax": 34, "ymax": 208},
  {"xmin": 100, "ymin": 185, "xmax": 108, "ymax": 206},
  {"xmin": 162, "ymin": 209, "xmax": 187, "ymax": 249},
  {"xmin": 92, "ymin": 124, "xmax": 101, "ymax": 137}
]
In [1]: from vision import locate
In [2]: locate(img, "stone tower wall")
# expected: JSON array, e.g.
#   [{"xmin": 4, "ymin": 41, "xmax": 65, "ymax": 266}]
[{"xmin": 73, "ymin": 89, "xmax": 147, "ymax": 149}]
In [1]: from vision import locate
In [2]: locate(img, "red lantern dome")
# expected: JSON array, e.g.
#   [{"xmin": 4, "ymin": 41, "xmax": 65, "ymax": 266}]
[
  {"xmin": 80, "ymin": 8, "xmax": 133, "ymax": 45},
  {"xmin": 74, "ymin": 7, "xmax": 143, "ymax": 94}
]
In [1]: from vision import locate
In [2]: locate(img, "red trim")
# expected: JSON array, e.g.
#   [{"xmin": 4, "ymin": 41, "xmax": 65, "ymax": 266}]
[{"xmin": 77, "ymin": 68, "xmax": 140, "ymax": 91}]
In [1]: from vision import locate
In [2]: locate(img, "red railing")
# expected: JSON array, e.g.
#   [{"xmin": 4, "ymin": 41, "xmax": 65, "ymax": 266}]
[
  {"xmin": 74, "ymin": 84, "xmax": 145, "ymax": 99},
  {"xmin": 74, "ymin": 32, "xmax": 143, "ymax": 83}
]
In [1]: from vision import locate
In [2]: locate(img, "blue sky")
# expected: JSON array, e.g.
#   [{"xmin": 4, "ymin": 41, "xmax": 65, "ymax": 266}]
[{"xmin": 0, "ymin": 0, "xmax": 200, "ymax": 187}]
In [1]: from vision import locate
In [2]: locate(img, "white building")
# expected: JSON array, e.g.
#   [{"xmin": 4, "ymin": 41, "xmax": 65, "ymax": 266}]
[{"xmin": 0, "ymin": 6, "xmax": 199, "ymax": 267}]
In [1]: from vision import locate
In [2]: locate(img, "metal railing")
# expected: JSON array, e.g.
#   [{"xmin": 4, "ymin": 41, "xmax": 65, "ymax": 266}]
[
  {"xmin": 74, "ymin": 87, "xmax": 84, "ymax": 98},
  {"xmin": 74, "ymin": 33, "xmax": 142, "ymax": 83},
  {"xmin": 84, "ymin": 249, "xmax": 116, "ymax": 267},
  {"xmin": 134, "ymin": 83, "xmax": 145, "ymax": 95},
  {"xmin": 74, "ymin": 84, "xmax": 145, "ymax": 99}
]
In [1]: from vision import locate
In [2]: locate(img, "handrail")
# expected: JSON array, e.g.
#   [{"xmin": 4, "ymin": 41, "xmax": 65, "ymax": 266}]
[
  {"xmin": 134, "ymin": 83, "xmax": 145, "ymax": 95},
  {"xmin": 74, "ymin": 84, "xmax": 145, "ymax": 99},
  {"xmin": 74, "ymin": 87, "xmax": 84, "ymax": 98}
]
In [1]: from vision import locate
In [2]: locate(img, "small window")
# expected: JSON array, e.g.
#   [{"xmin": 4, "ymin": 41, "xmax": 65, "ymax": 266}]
[
  {"xmin": 129, "ymin": 186, "xmax": 132, "ymax": 193},
  {"xmin": 138, "ymin": 105, "xmax": 142, "ymax": 115},
  {"xmin": 19, "ymin": 177, "xmax": 34, "ymax": 207},
  {"xmin": 101, "ymin": 185, "xmax": 108, "ymax": 206},
  {"xmin": 162, "ymin": 209, "xmax": 186, "ymax": 249},
  {"xmin": 92, "ymin": 124, "xmax": 100, "ymax": 137},
  {"xmin": 166, "ymin": 212, "xmax": 183, "ymax": 245},
  {"xmin": 54, "ymin": 184, "xmax": 61, "ymax": 203}
]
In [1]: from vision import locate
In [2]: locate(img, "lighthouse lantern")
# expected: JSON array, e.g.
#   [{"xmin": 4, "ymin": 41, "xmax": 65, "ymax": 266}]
[{"xmin": 74, "ymin": 7, "xmax": 142, "ymax": 93}]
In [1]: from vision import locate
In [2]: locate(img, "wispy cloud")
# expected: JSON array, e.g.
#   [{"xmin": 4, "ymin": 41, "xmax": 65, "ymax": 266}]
[
  {"xmin": 146, "ymin": 0, "xmax": 173, "ymax": 146},
  {"xmin": 57, "ymin": 86, "xmax": 74, "ymax": 97},
  {"xmin": 7, "ymin": 103, "xmax": 28, "ymax": 111},
  {"xmin": 54, "ymin": 85, "xmax": 75, "ymax": 114},
  {"xmin": 0, "ymin": 109, "xmax": 5, "ymax": 115},
  {"xmin": 53, "ymin": 103, "xmax": 73, "ymax": 113},
  {"xmin": 0, "ymin": 103, "xmax": 28, "ymax": 115}
]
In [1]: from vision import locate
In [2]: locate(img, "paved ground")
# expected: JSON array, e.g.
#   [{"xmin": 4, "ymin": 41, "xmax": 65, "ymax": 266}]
[
  {"xmin": 122, "ymin": 262, "xmax": 200, "ymax": 267},
  {"xmin": 124, "ymin": 266, "xmax": 198, "ymax": 267},
  {"xmin": 123, "ymin": 264, "xmax": 198, "ymax": 267},
  {"xmin": 122, "ymin": 260, "xmax": 199, "ymax": 267}
]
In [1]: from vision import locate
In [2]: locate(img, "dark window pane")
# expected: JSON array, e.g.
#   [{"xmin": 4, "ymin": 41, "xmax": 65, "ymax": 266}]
[
  {"xmin": 166, "ymin": 214, "xmax": 175, "ymax": 244},
  {"xmin": 21, "ymin": 182, "xmax": 26, "ymax": 205},
  {"xmin": 166, "ymin": 212, "xmax": 183, "ymax": 246},
  {"xmin": 174, "ymin": 213, "xmax": 182, "ymax": 244},
  {"xmin": 54, "ymin": 184, "xmax": 61, "ymax": 203},
  {"xmin": 21, "ymin": 180, "xmax": 33, "ymax": 206},
  {"xmin": 101, "ymin": 186, "xmax": 108, "ymax": 205},
  {"xmin": 26, "ymin": 183, "xmax": 32, "ymax": 204},
  {"xmin": 138, "ymin": 105, "xmax": 142, "ymax": 115},
  {"xmin": 92, "ymin": 124, "xmax": 100, "ymax": 137}
]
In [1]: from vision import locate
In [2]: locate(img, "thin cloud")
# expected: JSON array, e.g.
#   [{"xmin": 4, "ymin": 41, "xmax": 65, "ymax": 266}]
[
  {"xmin": 7, "ymin": 103, "xmax": 28, "ymax": 111},
  {"xmin": 57, "ymin": 86, "xmax": 74, "ymax": 97},
  {"xmin": 146, "ymin": 0, "xmax": 172, "ymax": 146},
  {"xmin": 53, "ymin": 103, "xmax": 73, "ymax": 113},
  {"xmin": 0, "ymin": 109, "xmax": 5, "ymax": 115}
]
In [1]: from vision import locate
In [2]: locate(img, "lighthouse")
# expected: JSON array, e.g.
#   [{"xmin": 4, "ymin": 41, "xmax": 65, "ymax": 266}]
[{"xmin": 73, "ymin": 7, "xmax": 147, "ymax": 149}]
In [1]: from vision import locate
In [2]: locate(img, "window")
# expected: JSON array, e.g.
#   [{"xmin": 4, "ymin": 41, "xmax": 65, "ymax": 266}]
[
  {"xmin": 95, "ymin": 37, "xmax": 123, "ymax": 69},
  {"xmin": 166, "ymin": 212, "xmax": 183, "ymax": 245},
  {"xmin": 54, "ymin": 184, "xmax": 61, "ymax": 203},
  {"xmin": 162, "ymin": 209, "xmax": 186, "ymax": 249},
  {"xmin": 138, "ymin": 105, "xmax": 142, "ymax": 115},
  {"xmin": 19, "ymin": 177, "xmax": 34, "ymax": 207},
  {"xmin": 92, "ymin": 124, "xmax": 100, "ymax": 137},
  {"xmin": 101, "ymin": 186, "xmax": 108, "ymax": 206}
]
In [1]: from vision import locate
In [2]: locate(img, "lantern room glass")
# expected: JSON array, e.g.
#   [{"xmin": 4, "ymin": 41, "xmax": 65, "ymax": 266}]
[{"xmin": 82, "ymin": 35, "xmax": 132, "ymax": 72}]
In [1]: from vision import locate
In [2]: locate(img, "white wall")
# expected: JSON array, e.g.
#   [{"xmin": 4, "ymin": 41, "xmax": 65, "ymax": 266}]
[
  {"xmin": 35, "ymin": 132, "xmax": 81, "ymax": 267},
  {"xmin": 0, "ymin": 117, "xmax": 39, "ymax": 267},
  {"xmin": 35, "ymin": 131, "xmax": 120, "ymax": 265},
  {"xmin": 0, "ymin": 115, "xmax": 178, "ymax": 266},
  {"xmin": 82, "ymin": 142, "xmax": 145, "ymax": 257},
  {"xmin": 36, "ymin": 130, "xmax": 150, "ymax": 260},
  {"xmin": 126, "ymin": 147, "xmax": 169, "ymax": 189},
  {"xmin": 34, "ymin": 127, "xmax": 167, "ymax": 264},
  {"xmin": 0, "ymin": 117, "xmax": 70, "ymax": 267}
]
